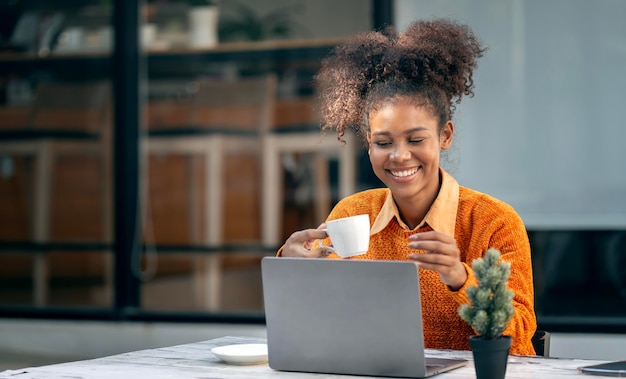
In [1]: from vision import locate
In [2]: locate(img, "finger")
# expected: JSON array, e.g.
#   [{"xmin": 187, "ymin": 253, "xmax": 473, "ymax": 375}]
[
  {"xmin": 281, "ymin": 242, "xmax": 310, "ymax": 258},
  {"xmin": 409, "ymin": 255, "xmax": 468, "ymax": 288},
  {"xmin": 303, "ymin": 238, "xmax": 331, "ymax": 253},
  {"xmin": 304, "ymin": 231, "xmax": 329, "ymax": 252},
  {"xmin": 306, "ymin": 247, "xmax": 332, "ymax": 258},
  {"xmin": 408, "ymin": 253, "xmax": 452, "ymax": 266},
  {"xmin": 304, "ymin": 228, "xmax": 329, "ymax": 240},
  {"xmin": 407, "ymin": 240, "xmax": 453, "ymax": 255},
  {"xmin": 288, "ymin": 229, "xmax": 327, "ymax": 248},
  {"xmin": 408, "ymin": 230, "xmax": 454, "ymax": 243},
  {"xmin": 408, "ymin": 254, "xmax": 458, "ymax": 276},
  {"xmin": 303, "ymin": 239, "xmax": 314, "ymax": 250},
  {"xmin": 281, "ymin": 227, "xmax": 333, "ymax": 258},
  {"xmin": 282, "ymin": 233, "xmax": 314, "ymax": 258},
  {"xmin": 290, "ymin": 228, "xmax": 328, "ymax": 242}
]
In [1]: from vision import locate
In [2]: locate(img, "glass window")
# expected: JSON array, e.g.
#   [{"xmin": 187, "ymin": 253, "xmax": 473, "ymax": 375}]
[{"xmin": 1, "ymin": 0, "xmax": 374, "ymax": 317}]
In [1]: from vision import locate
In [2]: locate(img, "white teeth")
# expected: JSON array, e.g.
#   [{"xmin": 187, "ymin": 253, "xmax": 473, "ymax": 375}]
[{"xmin": 390, "ymin": 168, "xmax": 417, "ymax": 177}]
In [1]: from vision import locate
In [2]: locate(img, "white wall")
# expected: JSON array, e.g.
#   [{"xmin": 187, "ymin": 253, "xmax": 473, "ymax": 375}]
[
  {"xmin": 394, "ymin": 3, "xmax": 626, "ymax": 360},
  {"xmin": 395, "ymin": 0, "xmax": 626, "ymax": 229}
]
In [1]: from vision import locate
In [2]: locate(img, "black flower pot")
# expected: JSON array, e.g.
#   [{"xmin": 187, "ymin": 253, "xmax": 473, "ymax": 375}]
[{"xmin": 469, "ymin": 335, "xmax": 512, "ymax": 379}]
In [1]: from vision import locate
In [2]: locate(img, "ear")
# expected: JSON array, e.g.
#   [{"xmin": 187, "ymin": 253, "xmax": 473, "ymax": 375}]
[
  {"xmin": 366, "ymin": 132, "xmax": 372, "ymax": 155},
  {"xmin": 440, "ymin": 121, "xmax": 454, "ymax": 150}
]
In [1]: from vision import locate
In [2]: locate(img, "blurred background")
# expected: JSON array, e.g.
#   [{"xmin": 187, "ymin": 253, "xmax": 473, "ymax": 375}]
[{"xmin": 0, "ymin": 0, "xmax": 624, "ymax": 368}]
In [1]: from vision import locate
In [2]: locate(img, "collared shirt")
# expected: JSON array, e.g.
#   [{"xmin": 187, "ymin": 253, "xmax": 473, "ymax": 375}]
[{"xmin": 370, "ymin": 168, "xmax": 460, "ymax": 237}]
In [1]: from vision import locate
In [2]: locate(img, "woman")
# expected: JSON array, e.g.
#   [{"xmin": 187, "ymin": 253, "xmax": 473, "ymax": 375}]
[{"xmin": 278, "ymin": 18, "xmax": 537, "ymax": 355}]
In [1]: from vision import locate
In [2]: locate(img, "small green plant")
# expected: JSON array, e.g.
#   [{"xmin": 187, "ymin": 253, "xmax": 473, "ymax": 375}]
[{"xmin": 458, "ymin": 248, "xmax": 515, "ymax": 340}]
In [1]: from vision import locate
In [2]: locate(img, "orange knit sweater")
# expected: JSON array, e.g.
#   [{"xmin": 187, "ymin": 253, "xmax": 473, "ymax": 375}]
[{"xmin": 322, "ymin": 187, "xmax": 537, "ymax": 356}]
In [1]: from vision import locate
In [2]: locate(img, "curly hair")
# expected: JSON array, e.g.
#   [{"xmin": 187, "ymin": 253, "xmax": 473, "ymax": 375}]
[{"xmin": 315, "ymin": 18, "xmax": 486, "ymax": 143}]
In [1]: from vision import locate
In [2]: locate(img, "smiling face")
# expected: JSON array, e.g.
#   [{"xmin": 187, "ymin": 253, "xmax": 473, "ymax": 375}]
[{"xmin": 367, "ymin": 96, "xmax": 453, "ymax": 218}]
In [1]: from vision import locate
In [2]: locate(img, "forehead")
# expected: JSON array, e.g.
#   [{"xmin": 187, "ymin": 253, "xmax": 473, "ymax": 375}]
[
  {"xmin": 369, "ymin": 99, "xmax": 438, "ymax": 129},
  {"xmin": 370, "ymin": 92, "xmax": 435, "ymax": 114}
]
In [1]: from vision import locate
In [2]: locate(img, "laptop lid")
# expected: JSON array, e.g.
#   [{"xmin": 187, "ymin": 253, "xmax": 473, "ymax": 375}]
[{"xmin": 261, "ymin": 257, "xmax": 467, "ymax": 378}]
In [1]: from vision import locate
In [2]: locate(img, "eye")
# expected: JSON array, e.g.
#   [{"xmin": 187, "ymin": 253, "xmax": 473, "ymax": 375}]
[
  {"xmin": 372, "ymin": 140, "xmax": 391, "ymax": 147},
  {"xmin": 409, "ymin": 138, "xmax": 425, "ymax": 144}
]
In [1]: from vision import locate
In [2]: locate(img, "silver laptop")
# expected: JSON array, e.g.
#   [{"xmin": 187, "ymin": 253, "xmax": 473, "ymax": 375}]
[{"xmin": 261, "ymin": 257, "xmax": 467, "ymax": 378}]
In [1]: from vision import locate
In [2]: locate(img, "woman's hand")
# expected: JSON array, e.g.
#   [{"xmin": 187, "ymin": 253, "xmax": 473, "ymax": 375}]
[
  {"xmin": 280, "ymin": 224, "xmax": 331, "ymax": 258},
  {"xmin": 407, "ymin": 230, "xmax": 467, "ymax": 290}
]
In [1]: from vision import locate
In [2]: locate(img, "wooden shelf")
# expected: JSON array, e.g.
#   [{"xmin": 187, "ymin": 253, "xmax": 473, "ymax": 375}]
[
  {"xmin": 0, "ymin": 37, "xmax": 344, "ymax": 87},
  {"xmin": 0, "ymin": 37, "xmax": 346, "ymax": 63}
]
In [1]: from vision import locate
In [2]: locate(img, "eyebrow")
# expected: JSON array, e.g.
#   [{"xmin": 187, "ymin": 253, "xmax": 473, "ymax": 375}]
[{"xmin": 371, "ymin": 127, "xmax": 429, "ymax": 137}]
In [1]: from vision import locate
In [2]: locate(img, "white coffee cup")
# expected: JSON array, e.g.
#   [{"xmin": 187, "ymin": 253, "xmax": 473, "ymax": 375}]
[{"xmin": 319, "ymin": 214, "xmax": 370, "ymax": 258}]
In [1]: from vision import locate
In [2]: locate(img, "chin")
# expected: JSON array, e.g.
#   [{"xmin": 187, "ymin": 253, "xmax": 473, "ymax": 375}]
[{"xmin": 389, "ymin": 183, "xmax": 419, "ymax": 198}]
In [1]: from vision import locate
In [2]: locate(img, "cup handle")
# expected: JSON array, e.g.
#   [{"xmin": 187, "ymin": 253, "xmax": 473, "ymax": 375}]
[{"xmin": 318, "ymin": 229, "xmax": 335, "ymax": 252}]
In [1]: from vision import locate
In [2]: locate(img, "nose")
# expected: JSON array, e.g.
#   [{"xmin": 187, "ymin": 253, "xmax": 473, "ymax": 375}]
[{"xmin": 390, "ymin": 142, "xmax": 411, "ymax": 162}]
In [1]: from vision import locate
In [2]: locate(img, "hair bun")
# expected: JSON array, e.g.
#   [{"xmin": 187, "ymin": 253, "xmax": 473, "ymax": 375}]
[{"xmin": 315, "ymin": 18, "xmax": 485, "ymax": 140}]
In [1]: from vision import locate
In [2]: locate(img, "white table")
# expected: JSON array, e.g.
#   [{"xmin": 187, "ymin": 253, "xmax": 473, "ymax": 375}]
[{"xmin": 0, "ymin": 335, "xmax": 608, "ymax": 378}]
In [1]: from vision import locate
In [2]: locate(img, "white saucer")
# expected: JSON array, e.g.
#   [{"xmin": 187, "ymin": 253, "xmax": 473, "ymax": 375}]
[{"xmin": 211, "ymin": 343, "xmax": 269, "ymax": 365}]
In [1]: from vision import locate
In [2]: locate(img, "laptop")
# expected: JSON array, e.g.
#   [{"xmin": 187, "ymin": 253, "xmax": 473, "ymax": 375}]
[{"xmin": 261, "ymin": 257, "xmax": 468, "ymax": 378}]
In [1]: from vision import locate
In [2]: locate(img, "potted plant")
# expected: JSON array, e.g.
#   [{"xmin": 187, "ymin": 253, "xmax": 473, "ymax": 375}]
[
  {"xmin": 458, "ymin": 248, "xmax": 515, "ymax": 379},
  {"xmin": 187, "ymin": 0, "xmax": 220, "ymax": 48}
]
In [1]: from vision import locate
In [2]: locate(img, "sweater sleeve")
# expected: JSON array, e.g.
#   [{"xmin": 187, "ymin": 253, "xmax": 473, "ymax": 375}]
[
  {"xmin": 498, "ymin": 213, "xmax": 537, "ymax": 355},
  {"xmin": 483, "ymin": 206, "xmax": 537, "ymax": 355},
  {"xmin": 454, "ymin": 195, "xmax": 537, "ymax": 356},
  {"xmin": 447, "ymin": 262, "xmax": 477, "ymax": 304}
]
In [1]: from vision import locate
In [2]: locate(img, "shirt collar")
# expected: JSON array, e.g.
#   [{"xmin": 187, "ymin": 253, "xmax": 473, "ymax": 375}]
[{"xmin": 370, "ymin": 168, "xmax": 459, "ymax": 236}]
